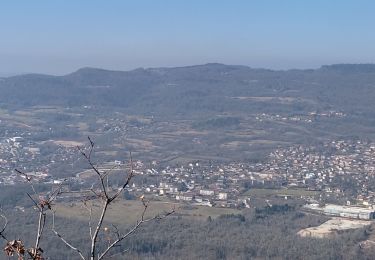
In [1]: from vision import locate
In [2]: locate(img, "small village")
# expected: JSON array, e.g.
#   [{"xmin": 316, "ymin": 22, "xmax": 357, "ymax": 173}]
[
  {"xmin": 123, "ymin": 138, "xmax": 375, "ymax": 210},
  {"xmin": 255, "ymin": 110, "xmax": 346, "ymax": 123},
  {"xmin": 2, "ymin": 130, "xmax": 375, "ymax": 211}
]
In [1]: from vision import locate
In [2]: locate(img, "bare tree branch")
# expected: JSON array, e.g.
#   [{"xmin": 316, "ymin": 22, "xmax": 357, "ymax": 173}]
[
  {"xmin": 77, "ymin": 140, "xmax": 109, "ymax": 200},
  {"xmin": 109, "ymin": 152, "xmax": 134, "ymax": 203},
  {"xmin": 15, "ymin": 169, "xmax": 38, "ymax": 196},
  {"xmin": 13, "ymin": 169, "xmax": 65, "ymax": 260},
  {"xmin": 34, "ymin": 211, "xmax": 46, "ymax": 250},
  {"xmin": 27, "ymin": 193, "xmax": 41, "ymax": 211},
  {"xmin": 50, "ymin": 137, "xmax": 174, "ymax": 260},
  {"xmin": 47, "ymin": 180, "xmax": 66, "ymax": 202},
  {"xmin": 101, "ymin": 164, "xmax": 121, "ymax": 180},
  {"xmin": 97, "ymin": 200, "xmax": 175, "ymax": 260},
  {"xmin": 91, "ymin": 199, "xmax": 109, "ymax": 260},
  {"xmin": 110, "ymin": 224, "xmax": 121, "ymax": 240},
  {"xmin": 0, "ymin": 213, "xmax": 8, "ymax": 241},
  {"xmin": 52, "ymin": 212, "xmax": 85, "ymax": 260},
  {"xmin": 82, "ymin": 201, "xmax": 94, "ymax": 240}
]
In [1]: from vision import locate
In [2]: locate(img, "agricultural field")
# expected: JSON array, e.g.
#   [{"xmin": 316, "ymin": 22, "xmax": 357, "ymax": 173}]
[
  {"xmin": 243, "ymin": 188, "xmax": 319, "ymax": 198},
  {"xmin": 54, "ymin": 199, "xmax": 241, "ymax": 226}
]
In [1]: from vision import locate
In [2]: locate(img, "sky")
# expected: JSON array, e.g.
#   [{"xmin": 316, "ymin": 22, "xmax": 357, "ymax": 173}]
[{"xmin": 0, "ymin": 0, "xmax": 375, "ymax": 75}]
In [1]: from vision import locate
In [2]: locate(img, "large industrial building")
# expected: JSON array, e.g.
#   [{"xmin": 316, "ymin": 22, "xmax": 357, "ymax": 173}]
[{"xmin": 304, "ymin": 204, "xmax": 375, "ymax": 220}]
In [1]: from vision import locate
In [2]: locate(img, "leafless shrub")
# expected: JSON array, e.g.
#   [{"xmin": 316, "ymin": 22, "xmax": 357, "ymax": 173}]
[{"xmin": 1, "ymin": 137, "xmax": 174, "ymax": 260}]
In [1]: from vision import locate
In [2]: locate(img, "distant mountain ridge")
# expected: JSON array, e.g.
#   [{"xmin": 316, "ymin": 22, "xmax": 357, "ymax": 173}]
[
  {"xmin": 321, "ymin": 63, "xmax": 375, "ymax": 73},
  {"xmin": 6, "ymin": 62, "xmax": 375, "ymax": 78},
  {"xmin": 1, "ymin": 63, "xmax": 375, "ymax": 118}
]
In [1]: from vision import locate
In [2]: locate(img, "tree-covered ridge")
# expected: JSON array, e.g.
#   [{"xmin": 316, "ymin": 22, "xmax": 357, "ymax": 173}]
[
  {"xmin": 1, "ymin": 199, "xmax": 373, "ymax": 260},
  {"xmin": 2, "ymin": 63, "xmax": 375, "ymax": 118}
]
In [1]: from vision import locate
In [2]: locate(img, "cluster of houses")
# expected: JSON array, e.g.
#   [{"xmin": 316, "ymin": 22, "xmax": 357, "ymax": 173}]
[
  {"xmin": 123, "ymin": 161, "xmax": 254, "ymax": 208},
  {"xmin": 255, "ymin": 110, "xmax": 346, "ymax": 123},
  {"xmin": 267, "ymin": 140, "xmax": 375, "ymax": 204},
  {"xmin": 0, "ymin": 136, "xmax": 41, "ymax": 184},
  {"xmin": 118, "ymin": 139, "xmax": 375, "ymax": 208},
  {"xmin": 0, "ymin": 134, "xmax": 79, "ymax": 185},
  {"xmin": 4, "ymin": 125, "xmax": 375, "ymax": 210}
]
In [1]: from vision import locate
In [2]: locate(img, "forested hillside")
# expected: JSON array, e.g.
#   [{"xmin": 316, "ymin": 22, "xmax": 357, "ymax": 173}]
[{"xmin": 2, "ymin": 63, "xmax": 375, "ymax": 118}]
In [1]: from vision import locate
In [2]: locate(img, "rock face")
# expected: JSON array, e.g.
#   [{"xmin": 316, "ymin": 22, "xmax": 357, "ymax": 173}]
[{"xmin": 298, "ymin": 218, "xmax": 371, "ymax": 238}]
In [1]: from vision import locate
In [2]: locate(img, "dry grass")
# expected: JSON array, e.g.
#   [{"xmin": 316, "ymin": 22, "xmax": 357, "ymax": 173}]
[
  {"xmin": 52, "ymin": 140, "xmax": 85, "ymax": 148},
  {"xmin": 243, "ymin": 188, "xmax": 319, "ymax": 197},
  {"xmin": 54, "ymin": 199, "xmax": 241, "ymax": 226}
]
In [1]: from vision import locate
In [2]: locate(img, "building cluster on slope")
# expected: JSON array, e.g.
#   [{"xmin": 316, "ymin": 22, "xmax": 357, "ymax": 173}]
[
  {"xmin": 255, "ymin": 110, "xmax": 346, "ymax": 123},
  {"xmin": 3, "ymin": 131, "xmax": 375, "ymax": 210},
  {"xmin": 126, "ymin": 139, "xmax": 375, "ymax": 208},
  {"xmin": 125, "ymin": 161, "xmax": 257, "ymax": 208},
  {"xmin": 268, "ymin": 140, "xmax": 375, "ymax": 205},
  {"xmin": 0, "ymin": 134, "xmax": 79, "ymax": 185}
]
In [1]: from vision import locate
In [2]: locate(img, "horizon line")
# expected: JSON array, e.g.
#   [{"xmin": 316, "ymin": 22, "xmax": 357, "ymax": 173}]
[{"xmin": 2, "ymin": 62, "xmax": 375, "ymax": 78}]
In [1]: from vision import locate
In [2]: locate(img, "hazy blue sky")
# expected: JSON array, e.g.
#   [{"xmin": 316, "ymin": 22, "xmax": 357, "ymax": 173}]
[{"xmin": 0, "ymin": 0, "xmax": 374, "ymax": 75}]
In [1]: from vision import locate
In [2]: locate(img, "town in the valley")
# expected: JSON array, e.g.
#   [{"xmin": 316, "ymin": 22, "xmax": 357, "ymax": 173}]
[{"xmin": 2, "ymin": 130, "xmax": 375, "ymax": 219}]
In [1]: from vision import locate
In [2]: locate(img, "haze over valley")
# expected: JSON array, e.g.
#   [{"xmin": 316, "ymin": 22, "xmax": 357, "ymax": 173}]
[
  {"xmin": 1, "ymin": 63, "xmax": 375, "ymax": 163},
  {"xmin": 2, "ymin": 1, "xmax": 375, "ymax": 259}
]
